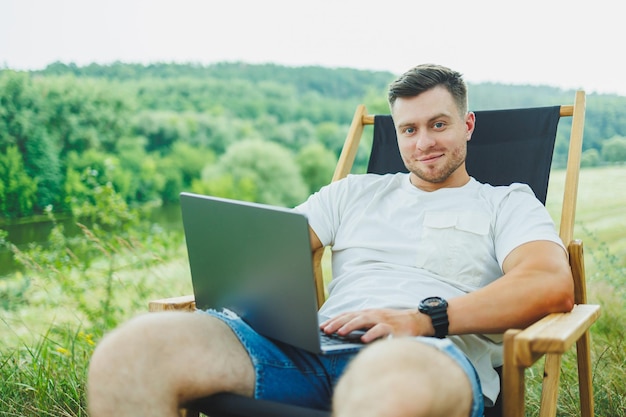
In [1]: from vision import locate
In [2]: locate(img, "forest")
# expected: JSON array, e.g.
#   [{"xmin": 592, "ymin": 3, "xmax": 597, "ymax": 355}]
[{"xmin": 2, "ymin": 61, "xmax": 626, "ymax": 220}]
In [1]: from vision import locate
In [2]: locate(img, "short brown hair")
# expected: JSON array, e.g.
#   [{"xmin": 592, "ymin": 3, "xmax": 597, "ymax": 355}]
[{"xmin": 388, "ymin": 64, "xmax": 468, "ymax": 115}]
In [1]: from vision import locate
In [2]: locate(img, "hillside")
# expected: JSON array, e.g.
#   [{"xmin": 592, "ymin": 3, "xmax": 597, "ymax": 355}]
[{"xmin": 2, "ymin": 61, "xmax": 626, "ymax": 219}]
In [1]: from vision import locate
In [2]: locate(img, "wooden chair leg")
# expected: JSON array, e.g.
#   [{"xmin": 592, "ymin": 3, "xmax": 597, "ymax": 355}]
[
  {"xmin": 539, "ymin": 353, "xmax": 562, "ymax": 417},
  {"xmin": 576, "ymin": 330, "xmax": 595, "ymax": 417},
  {"xmin": 503, "ymin": 330, "xmax": 525, "ymax": 417}
]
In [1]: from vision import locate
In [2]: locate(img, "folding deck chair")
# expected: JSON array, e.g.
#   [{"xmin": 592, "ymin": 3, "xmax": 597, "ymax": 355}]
[{"xmin": 149, "ymin": 90, "xmax": 600, "ymax": 417}]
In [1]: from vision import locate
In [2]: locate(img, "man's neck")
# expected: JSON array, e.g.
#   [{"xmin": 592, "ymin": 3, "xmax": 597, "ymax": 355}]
[{"xmin": 408, "ymin": 172, "xmax": 471, "ymax": 192}]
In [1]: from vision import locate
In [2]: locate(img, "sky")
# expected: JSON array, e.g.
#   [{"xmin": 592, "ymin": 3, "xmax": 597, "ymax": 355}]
[{"xmin": 1, "ymin": 0, "xmax": 623, "ymax": 96}]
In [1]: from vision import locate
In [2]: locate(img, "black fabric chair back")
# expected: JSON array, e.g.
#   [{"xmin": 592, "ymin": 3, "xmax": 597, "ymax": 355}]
[{"xmin": 367, "ymin": 107, "xmax": 561, "ymax": 204}]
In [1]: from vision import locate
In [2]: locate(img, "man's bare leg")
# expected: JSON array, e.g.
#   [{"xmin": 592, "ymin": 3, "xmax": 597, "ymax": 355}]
[
  {"xmin": 87, "ymin": 312, "xmax": 255, "ymax": 417},
  {"xmin": 332, "ymin": 338, "xmax": 473, "ymax": 417}
]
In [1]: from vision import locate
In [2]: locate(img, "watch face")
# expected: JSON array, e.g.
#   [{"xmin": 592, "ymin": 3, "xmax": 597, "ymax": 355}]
[
  {"xmin": 424, "ymin": 298, "xmax": 442, "ymax": 307},
  {"xmin": 423, "ymin": 297, "xmax": 445, "ymax": 307}
]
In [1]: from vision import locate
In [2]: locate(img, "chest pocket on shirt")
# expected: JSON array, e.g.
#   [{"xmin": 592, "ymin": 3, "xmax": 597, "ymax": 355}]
[{"xmin": 415, "ymin": 211, "xmax": 491, "ymax": 288}]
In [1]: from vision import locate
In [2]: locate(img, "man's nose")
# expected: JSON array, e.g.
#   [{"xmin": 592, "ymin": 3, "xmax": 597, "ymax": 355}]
[{"xmin": 415, "ymin": 131, "xmax": 436, "ymax": 151}]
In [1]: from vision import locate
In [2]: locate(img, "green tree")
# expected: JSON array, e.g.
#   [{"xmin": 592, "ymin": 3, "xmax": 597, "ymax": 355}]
[
  {"xmin": 133, "ymin": 111, "xmax": 190, "ymax": 153},
  {"xmin": 0, "ymin": 71, "xmax": 61, "ymax": 210},
  {"xmin": 23, "ymin": 128, "xmax": 62, "ymax": 209},
  {"xmin": 201, "ymin": 139, "xmax": 308, "ymax": 207},
  {"xmin": 167, "ymin": 142, "xmax": 215, "ymax": 186},
  {"xmin": 67, "ymin": 170, "xmax": 135, "ymax": 227},
  {"xmin": 0, "ymin": 146, "xmax": 38, "ymax": 217},
  {"xmin": 64, "ymin": 149, "xmax": 121, "ymax": 213},
  {"xmin": 601, "ymin": 136, "xmax": 626, "ymax": 163},
  {"xmin": 0, "ymin": 71, "xmax": 39, "ymax": 152},
  {"xmin": 136, "ymin": 155, "xmax": 166, "ymax": 203},
  {"xmin": 273, "ymin": 119, "xmax": 317, "ymax": 150},
  {"xmin": 581, "ymin": 148, "xmax": 601, "ymax": 168},
  {"xmin": 104, "ymin": 141, "xmax": 165, "ymax": 204},
  {"xmin": 297, "ymin": 143, "xmax": 337, "ymax": 193},
  {"xmin": 315, "ymin": 121, "xmax": 348, "ymax": 154},
  {"xmin": 39, "ymin": 76, "xmax": 133, "ymax": 156},
  {"xmin": 190, "ymin": 114, "xmax": 239, "ymax": 154},
  {"xmin": 191, "ymin": 174, "xmax": 257, "ymax": 203}
]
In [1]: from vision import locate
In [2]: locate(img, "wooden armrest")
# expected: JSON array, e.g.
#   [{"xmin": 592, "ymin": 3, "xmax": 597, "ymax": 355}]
[
  {"xmin": 149, "ymin": 295, "xmax": 196, "ymax": 312},
  {"xmin": 511, "ymin": 304, "xmax": 601, "ymax": 367}
]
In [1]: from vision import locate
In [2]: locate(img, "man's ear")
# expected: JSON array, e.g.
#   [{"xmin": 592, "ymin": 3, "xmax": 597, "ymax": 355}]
[{"xmin": 465, "ymin": 112, "xmax": 476, "ymax": 141}]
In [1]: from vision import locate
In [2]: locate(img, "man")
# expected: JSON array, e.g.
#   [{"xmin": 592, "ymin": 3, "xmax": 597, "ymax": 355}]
[{"xmin": 87, "ymin": 64, "xmax": 574, "ymax": 417}]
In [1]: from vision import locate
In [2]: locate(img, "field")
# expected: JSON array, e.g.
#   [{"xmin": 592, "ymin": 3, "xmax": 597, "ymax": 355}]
[
  {"xmin": 548, "ymin": 165, "xmax": 626, "ymax": 258},
  {"xmin": 0, "ymin": 166, "xmax": 624, "ymax": 416}
]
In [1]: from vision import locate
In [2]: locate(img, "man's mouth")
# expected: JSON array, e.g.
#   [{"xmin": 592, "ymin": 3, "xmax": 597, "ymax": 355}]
[{"xmin": 418, "ymin": 153, "xmax": 444, "ymax": 163}]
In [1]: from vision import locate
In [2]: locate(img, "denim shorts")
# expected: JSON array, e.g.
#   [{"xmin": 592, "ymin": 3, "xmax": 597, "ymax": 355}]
[{"xmin": 204, "ymin": 309, "xmax": 484, "ymax": 417}]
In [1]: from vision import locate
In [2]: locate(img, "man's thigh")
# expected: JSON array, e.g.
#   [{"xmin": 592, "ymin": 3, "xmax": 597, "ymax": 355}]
[{"xmin": 88, "ymin": 310, "xmax": 256, "ymax": 414}]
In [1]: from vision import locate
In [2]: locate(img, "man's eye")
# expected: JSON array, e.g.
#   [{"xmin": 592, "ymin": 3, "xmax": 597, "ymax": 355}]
[
  {"xmin": 404, "ymin": 127, "xmax": 415, "ymax": 134},
  {"xmin": 433, "ymin": 122, "xmax": 445, "ymax": 129}
]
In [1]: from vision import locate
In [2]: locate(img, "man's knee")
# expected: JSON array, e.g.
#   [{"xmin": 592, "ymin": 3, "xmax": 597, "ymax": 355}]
[
  {"xmin": 333, "ymin": 338, "xmax": 473, "ymax": 417},
  {"xmin": 88, "ymin": 313, "xmax": 188, "ymax": 393},
  {"xmin": 87, "ymin": 313, "xmax": 181, "ymax": 414}
]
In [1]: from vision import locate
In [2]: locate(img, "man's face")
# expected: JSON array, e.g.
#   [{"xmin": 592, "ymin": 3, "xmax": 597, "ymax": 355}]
[{"xmin": 391, "ymin": 86, "xmax": 475, "ymax": 191}]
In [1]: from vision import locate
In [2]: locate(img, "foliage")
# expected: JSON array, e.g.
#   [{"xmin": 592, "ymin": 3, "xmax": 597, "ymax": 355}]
[
  {"xmin": 3, "ymin": 62, "xmax": 626, "ymax": 222},
  {"xmin": 0, "ymin": 325, "xmax": 93, "ymax": 416},
  {"xmin": 581, "ymin": 148, "xmax": 601, "ymax": 168},
  {"xmin": 0, "ymin": 145, "xmax": 38, "ymax": 217},
  {"xmin": 0, "ymin": 70, "xmax": 134, "ymax": 217},
  {"xmin": 191, "ymin": 174, "xmax": 257, "ymax": 203},
  {"xmin": 601, "ymin": 135, "xmax": 626, "ymax": 163},
  {"xmin": 37, "ymin": 61, "xmax": 395, "ymax": 101},
  {"xmin": 199, "ymin": 139, "xmax": 309, "ymax": 207},
  {"xmin": 36, "ymin": 75, "xmax": 133, "ymax": 156},
  {"xmin": 297, "ymin": 142, "xmax": 338, "ymax": 194}
]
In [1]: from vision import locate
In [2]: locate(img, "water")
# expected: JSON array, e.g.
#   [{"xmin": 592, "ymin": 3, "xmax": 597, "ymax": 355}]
[
  {"xmin": 0, "ymin": 204, "xmax": 183, "ymax": 278},
  {"xmin": 0, "ymin": 218, "xmax": 76, "ymax": 277}
]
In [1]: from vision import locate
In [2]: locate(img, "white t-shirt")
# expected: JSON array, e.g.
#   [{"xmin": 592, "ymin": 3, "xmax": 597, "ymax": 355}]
[{"xmin": 294, "ymin": 173, "xmax": 564, "ymax": 405}]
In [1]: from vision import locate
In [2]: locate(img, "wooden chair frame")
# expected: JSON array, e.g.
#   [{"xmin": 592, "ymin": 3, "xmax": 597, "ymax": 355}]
[{"xmin": 150, "ymin": 91, "xmax": 600, "ymax": 417}]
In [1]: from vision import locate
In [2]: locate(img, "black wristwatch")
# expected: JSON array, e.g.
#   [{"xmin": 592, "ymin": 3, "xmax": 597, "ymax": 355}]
[{"xmin": 418, "ymin": 296, "xmax": 449, "ymax": 338}]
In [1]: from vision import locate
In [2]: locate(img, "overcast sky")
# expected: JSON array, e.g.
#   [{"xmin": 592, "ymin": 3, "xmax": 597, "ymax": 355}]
[{"xmin": 1, "ymin": 0, "xmax": 623, "ymax": 96}]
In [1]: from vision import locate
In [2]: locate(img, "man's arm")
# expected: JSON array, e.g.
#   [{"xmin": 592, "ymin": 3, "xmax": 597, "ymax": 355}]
[
  {"xmin": 321, "ymin": 240, "xmax": 574, "ymax": 342},
  {"xmin": 309, "ymin": 226, "xmax": 324, "ymax": 252},
  {"xmin": 448, "ymin": 239, "xmax": 574, "ymax": 335}
]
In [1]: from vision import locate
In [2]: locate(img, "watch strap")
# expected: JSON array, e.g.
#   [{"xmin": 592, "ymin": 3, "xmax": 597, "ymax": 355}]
[{"xmin": 429, "ymin": 307, "xmax": 449, "ymax": 338}]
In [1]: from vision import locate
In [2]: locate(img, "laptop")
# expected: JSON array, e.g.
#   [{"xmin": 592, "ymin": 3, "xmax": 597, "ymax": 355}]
[{"xmin": 180, "ymin": 192, "xmax": 364, "ymax": 354}]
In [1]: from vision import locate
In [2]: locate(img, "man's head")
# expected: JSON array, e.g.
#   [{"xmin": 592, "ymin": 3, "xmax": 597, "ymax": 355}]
[
  {"xmin": 388, "ymin": 64, "xmax": 475, "ymax": 191},
  {"xmin": 388, "ymin": 64, "xmax": 468, "ymax": 116}
]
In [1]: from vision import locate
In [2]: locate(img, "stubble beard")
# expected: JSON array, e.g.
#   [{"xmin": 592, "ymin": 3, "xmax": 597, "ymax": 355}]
[{"xmin": 405, "ymin": 145, "xmax": 467, "ymax": 184}]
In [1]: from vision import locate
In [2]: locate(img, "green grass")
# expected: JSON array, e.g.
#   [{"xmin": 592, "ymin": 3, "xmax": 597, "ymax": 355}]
[
  {"xmin": 1, "ymin": 166, "xmax": 625, "ymax": 416},
  {"xmin": 0, "ymin": 326, "xmax": 93, "ymax": 416},
  {"xmin": 1, "ymin": 217, "xmax": 192, "ymax": 416}
]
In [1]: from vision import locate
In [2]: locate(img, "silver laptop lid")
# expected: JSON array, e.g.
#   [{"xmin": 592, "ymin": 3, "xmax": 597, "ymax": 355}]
[{"xmin": 180, "ymin": 192, "xmax": 323, "ymax": 353}]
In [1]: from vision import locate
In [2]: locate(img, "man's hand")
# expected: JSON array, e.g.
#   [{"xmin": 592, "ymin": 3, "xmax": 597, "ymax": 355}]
[{"xmin": 320, "ymin": 309, "xmax": 435, "ymax": 343}]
